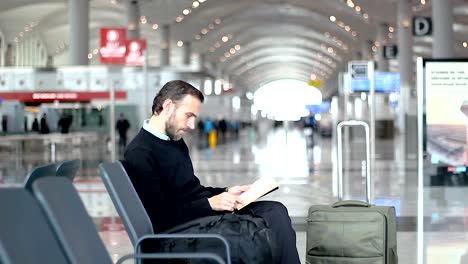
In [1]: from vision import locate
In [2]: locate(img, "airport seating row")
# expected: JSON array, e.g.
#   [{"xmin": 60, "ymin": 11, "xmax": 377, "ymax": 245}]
[{"xmin": 0, "ymin": 160, "xmax": 228, "ymax": 264}]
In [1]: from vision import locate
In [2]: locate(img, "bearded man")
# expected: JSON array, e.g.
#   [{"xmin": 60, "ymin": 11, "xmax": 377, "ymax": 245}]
[{"xmin": 124, "ymin": 80, "xmax": 300, "ymax": 264}]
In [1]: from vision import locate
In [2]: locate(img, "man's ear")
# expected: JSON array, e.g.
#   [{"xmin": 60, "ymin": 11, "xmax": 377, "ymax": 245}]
[{"xmin": 162, "ymin": 99, "xmax": 174, "ymax": 115}]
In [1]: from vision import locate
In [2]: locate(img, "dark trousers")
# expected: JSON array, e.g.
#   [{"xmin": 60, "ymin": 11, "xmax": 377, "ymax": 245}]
[{"xmin": 238, "ymin": 201, "xmax": 301, "ymax": 264}]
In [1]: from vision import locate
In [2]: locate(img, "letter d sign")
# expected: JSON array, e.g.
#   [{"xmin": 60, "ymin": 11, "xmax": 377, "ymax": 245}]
[{"xmin": 413, "ymin": 17, "xmax": 432, "ymax": 36}]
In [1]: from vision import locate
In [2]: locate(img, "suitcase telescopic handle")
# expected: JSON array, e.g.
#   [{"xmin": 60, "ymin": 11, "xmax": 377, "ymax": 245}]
[{"xmin": 336, "ymin": 120, "xmax": 371, "ymax": 203}]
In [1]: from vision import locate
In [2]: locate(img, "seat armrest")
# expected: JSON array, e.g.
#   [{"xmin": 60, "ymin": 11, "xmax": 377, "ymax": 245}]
[
  {"xmin": 135, "ymin": 233, "xmax": 231, "ymax": 264},
  {"xmin": 117, "ymin": 252, "xmax": 225, "ymax": 264}
]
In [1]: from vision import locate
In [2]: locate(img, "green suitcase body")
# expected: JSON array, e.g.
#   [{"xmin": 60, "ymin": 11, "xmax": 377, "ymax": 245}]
[
  {"xmin": 306, "ymin": 201, "xmax": 397, "ymax": 264},
  {"xmin": 306, "ymin": 121, "xmax": 398, "ymax": 263}
]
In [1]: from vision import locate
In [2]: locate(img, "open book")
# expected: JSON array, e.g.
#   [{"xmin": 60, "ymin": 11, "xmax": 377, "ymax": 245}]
[{"xmin": 236, "ymin": 177, "xmax": 279, "ymax": 210}]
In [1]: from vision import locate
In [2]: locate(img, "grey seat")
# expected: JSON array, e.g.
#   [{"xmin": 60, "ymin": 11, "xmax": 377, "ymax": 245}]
[
  {"xmin": 0, "ymin": 181, "xmax": 224, "ymax": 264},
  {"xmin": 23, "ymin": 160, "xmax": 81, "ymax": 192},
  {"xmin": 32, "ymin": 177, "xmax": 113, "ymax": 264},
  {"xmin": 30, "ymin": 177, "xmax": 226, "ymax": 264},
  {"xmin": 98, "ymin": 160, "xmax": 230, "ymax": 263},
  {"xmin": 55, "ymin": 159, "xmax": 81, "ymax": 180},
  {"xmin": 23, "ymin": 163, "xmax": 58, "ymax": 191},
  {"xmin": 0, "ymin": 188, "xmax": 69, "ymax": 264}
]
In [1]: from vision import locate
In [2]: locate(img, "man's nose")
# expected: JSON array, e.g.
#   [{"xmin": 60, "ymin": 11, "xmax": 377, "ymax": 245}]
[{"xmin": 187, "ymin": 118, "xmax": 195, "ymax": 130}]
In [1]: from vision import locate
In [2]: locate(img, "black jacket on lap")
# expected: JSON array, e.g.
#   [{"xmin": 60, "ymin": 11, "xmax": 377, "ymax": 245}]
[{"xmin": 124, "ymin": 128, "xmax": 225, "ymax": 233}]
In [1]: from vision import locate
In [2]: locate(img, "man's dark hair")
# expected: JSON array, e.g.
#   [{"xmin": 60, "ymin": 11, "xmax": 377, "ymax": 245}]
[{"xmin": 152, "ymin": 80, "xmax": 204, "ymax": 114}]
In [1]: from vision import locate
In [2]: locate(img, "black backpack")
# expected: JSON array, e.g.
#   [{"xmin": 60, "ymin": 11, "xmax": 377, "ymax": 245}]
[{"xmin": 144, "ymin": 213, "xmax": 279, "ymax": 264}]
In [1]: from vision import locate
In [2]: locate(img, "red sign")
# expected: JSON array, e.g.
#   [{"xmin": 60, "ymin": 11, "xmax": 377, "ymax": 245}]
[
  {"xmin": 100, "ymin": 28, "xmax": 127, "ymax": 64},
  {"xmin": 100, "ymin": 217, "xmax": 125, "ymax": 232},
  {"xmin": 0, "ymin": 91, "xmax": 127, "ymax": 102},
  {"xmin": 125, "ymin": 39, "xmax": 146, "ymax": 65}
]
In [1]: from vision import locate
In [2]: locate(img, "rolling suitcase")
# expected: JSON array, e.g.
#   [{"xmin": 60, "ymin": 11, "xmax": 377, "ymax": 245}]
[{"xmin": 306, "ymin": 120, "xmax": 398, "ymax": 264}]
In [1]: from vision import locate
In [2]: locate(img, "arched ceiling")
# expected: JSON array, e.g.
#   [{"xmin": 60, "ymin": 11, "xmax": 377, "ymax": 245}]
[{"xmin": 1, "ymin": 0, "xmax": 468, "ymax": 98}]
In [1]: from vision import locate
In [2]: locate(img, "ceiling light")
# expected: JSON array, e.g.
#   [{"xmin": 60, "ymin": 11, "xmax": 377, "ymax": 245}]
[
  {"xmin": 347, "ymin": 0, "xmax": 355, "ymax": 8},
  {"xmin": 214, "ymin": 42, "xmax": 221, "ymax": 48},
  {"xmin": 192, "ymin": 1, "xmax": 200, "ymax": 8},
  {"xmin": 330, "ymin": 16, "xmax": 336, "ymax": 22},
  {"xmin": 345, "ymin": 26, "xmax": 350, "ymax": 31},
  {"xmin": 222, "ymin": 36, "xmax": 229, "ymax": 42},
  {"xmin": 214, "ymin": 18, "xmax": 221, "ymax": 24},
  {"xmin": 463, "ymin": 42, "xmax": 467, "ymax": 48},
  {"xmin": 230, "ymin": 48, "xmax": 236, "ymax": 54},
  {"xmin": 402, "ymin": 20, "xmax": 410, "ymax": 27},
  {"xmin": 195, "ymin": 34, "xmax": 201, "ymax": 40},
  {"xmin": 234, "ymin": 44, "xmax": 240, "ymax": 50},
  {"xmin": 363, "ymin": 13, "xmax": 368, "ymax": 19},
  {"xmin": 176, "ymin": 16, "xmax": 184, "ymax": 22},
  {"xmin": 208, "ymin": 24, "xmax": 215, "ymax": 29},
  {"xmin": 201, "ymin": 28, "xmax": 208, "ymax": 34},
  {"xmin": 355, "ymin": 6, "xmax": 361, "ymax": 12},
  {"xmin": 177, "ymin": 41, "xmax": 184, "ymax": 47},
  {"xmin": 88, "ymin": 53, "xmax": 93, "ymax": 59},
  {"xmin": 310, "ymin": 74, "xmax": 317, "ymax": 80},
  {"xmin": 199, "ymin": 0, "xmax": 206, "ymax": 2},
  {"xmin": 183, "ymin": 9, "xmax": 191, "ymax": 15},
  {"xmin": 388, "ymin": 26, "xmax": 394, "ymax": 32},
  {"xmin": 152, "ymin": 24, "xmax": 159, "ymax": 30}
]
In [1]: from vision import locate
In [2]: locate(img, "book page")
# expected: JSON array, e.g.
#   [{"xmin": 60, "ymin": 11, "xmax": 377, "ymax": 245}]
[{"xmin": 236, "ymin": 177, "xmax": 279, "ymax": 210}]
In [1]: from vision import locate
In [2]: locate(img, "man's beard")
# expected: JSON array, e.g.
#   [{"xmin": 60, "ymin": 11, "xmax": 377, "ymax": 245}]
[{"xmin": 165, "ymin": 112, "xmax": 183, "ymax": 141}]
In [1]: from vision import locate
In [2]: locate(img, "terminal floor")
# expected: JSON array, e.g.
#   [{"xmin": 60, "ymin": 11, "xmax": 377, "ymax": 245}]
[{"xmin": 0, "ymin": 127, "xmax": 467, "ymax": 264}]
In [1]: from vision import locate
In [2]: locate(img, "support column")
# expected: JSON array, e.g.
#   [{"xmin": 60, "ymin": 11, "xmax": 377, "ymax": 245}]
[
  {"xmin": 398, "ymin": 0, "xmax": 416, "ymax": 160},
  {"xmin": 32, "ymin": 35, "xmax": 38, "ymax": 66},
  {"xmin": 125, "ymin": 0, "xmax": 140, "ymax": 39},
  {"xmin": 432, "ymin": 0, "xmax": 454, "ymax": 58},
  {"xmin": 199, "ymin": 53, "xmax": 206, "ymax": 71},
  {"xmin": 14, "ymin": 44, "xmax": 19, "ymax": 66},
  {"xmin": 21, "ymin": 41, "xmax": 25, "ymax": 66},
  {"xmin": 0, "ymin": 37, "xmax": 4, "ymax": 67},
  {"xmin": 377, "ymin": 23, "xmax": 389, "ymax": 71},
  {"xmin": 68, "ymin": 0, "xmax": 89, "ymax": 65},
  {"xmin": 27, "ymin": 35, "xmax": 33, "ymax": 66},
  {"xmin": 160, "ymin": 25, "xmax": 170, "ymax": 66},
  {"xmin": 183, "ymin": 41, "xmax": 191, "ymax": 65},
  {"xmin": 361, "ymin": 40, "xmax": 372, "ymax": 60}
]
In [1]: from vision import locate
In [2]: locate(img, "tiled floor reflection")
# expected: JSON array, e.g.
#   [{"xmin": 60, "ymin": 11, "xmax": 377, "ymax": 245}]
[{"xmin": 1, "ymin": 126, "xmax": 468, "ymax": 263}]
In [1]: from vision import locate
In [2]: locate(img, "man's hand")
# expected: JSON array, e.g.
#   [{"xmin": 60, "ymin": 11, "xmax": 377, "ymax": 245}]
[
  {"xmin": 208, "ymin": 192, "xmax": 243, "ymax": 211},
  {"xmin": 227, "ymin": 185, "xmax": 251, "ymax": 195}
]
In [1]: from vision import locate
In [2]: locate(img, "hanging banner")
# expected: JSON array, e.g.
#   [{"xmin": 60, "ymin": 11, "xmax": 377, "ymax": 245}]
[
  {"xmin": 100, "ymin": 28, "xmax": 127, "ymax": 64},
  {"xmin": 125, "ymin": 39, "xmax": 147, "ymax": 66}
]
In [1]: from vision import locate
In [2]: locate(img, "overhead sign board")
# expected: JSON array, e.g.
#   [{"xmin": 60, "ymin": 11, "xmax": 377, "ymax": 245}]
[
  {"xmin": 383, "ymin": 45, "xmax": 398, "ymax": 59},
  {"xmin": 125, "ymin": 39, "xmax": 147, "ymax": 66},
  {"xmin": 308, "ymin": 79, "xmax": 323, "ymax": 88},
  {"xmin": 348, "ymin": 61, "xmax": 369, "ymax": 79},
  {"xmin": 0, "ymin": 91, "xmax": 127, "ymax": 102},
  {"xmin": 413, "ymin": 17, "xmax": 432, "ymax": 36},
  {"xmin": 100, "ymin": 28, "xmax": 127, "ymax": 64}
]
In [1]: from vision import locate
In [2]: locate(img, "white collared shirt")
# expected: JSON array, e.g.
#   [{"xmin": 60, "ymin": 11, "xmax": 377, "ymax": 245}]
[{"xmin": 142, "ymin": 119, "xmax": 170, "ymax": 141}]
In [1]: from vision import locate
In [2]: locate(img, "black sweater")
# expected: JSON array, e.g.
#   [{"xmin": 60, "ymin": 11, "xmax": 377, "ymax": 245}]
[{"xmin": 124, "ymin": 128, "xmax": 225, "ymax": 233}]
